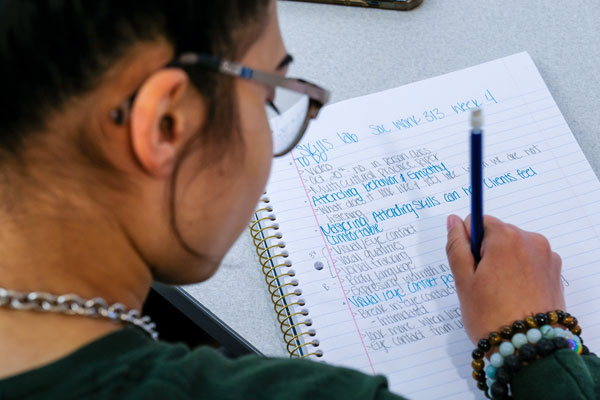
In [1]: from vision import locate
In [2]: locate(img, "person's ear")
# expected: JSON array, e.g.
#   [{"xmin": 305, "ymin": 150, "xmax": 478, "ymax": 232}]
[{"xmin": 130, "ymin": 68, "xmax": 189, "ymax": 178}]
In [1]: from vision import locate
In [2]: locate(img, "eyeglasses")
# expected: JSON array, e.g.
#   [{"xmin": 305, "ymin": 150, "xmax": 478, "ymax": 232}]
[{"xmin": 111, "ymin": 53, "xmax": 331, "ymax": 157}]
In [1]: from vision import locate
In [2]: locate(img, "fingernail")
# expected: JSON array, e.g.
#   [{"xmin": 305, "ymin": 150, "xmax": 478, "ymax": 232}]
[{"xmin": 447, "ymin": 215, "xmax": 457, "ymax": 232}]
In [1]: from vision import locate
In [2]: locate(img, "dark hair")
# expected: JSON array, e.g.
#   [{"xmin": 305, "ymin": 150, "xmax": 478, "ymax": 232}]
[{"xmin": 0, "ymin": 0, "xmax": 270, "ymax": 255}]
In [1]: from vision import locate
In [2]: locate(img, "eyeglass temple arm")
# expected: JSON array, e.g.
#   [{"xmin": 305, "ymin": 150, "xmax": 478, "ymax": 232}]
[{"xmin": 176, "ymin": 53, "xmax": 330, "ymax": 105}]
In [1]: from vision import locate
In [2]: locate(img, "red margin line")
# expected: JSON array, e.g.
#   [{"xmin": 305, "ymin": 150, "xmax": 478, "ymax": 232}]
[{"xmin": 290, "ymin": 152, "xmax": 376, "ymax": 374}]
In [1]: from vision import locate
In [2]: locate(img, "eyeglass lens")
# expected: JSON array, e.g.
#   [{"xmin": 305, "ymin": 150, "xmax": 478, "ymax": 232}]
[{"xmin": 266, "ymin": 86, "xmax": 310, "ymax": 156}]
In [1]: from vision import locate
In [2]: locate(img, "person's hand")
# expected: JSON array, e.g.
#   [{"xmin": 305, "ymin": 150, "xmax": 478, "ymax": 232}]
[{"xmin": 445, "ymin": 214, "xmax": 566, "ymax": 344}]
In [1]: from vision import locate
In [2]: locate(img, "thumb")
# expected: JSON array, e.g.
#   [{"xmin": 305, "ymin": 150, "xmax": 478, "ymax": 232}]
[{"xmin": 445, "ymin": 215, "xmax": 475, "ymax": 283}]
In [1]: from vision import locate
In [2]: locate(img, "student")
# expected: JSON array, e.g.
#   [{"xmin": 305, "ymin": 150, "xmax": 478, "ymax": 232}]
[{"xmin": 0, "ymin": 1, "xmax": 597, "ymax": 399}]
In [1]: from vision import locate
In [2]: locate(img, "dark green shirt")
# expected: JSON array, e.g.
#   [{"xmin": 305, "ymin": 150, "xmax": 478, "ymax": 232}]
[{"xmin": 0, "ymin": 327, "xmax": 598, "ymax": 399}]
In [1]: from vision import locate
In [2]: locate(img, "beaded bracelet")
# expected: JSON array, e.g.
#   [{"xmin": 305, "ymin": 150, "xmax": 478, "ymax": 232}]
[
  {"xmin": 484, "ymin": 327, "xmax": 589, "ymax": 399},
  {"xmin": 470, "ymin": 310, "xmax": 586, "ymax": 399}
]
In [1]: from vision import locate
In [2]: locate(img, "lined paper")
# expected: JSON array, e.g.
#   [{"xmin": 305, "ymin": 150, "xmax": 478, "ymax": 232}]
[{"xmin": 261, "ymin": 53, "xmax": 600, "ymax": 399}]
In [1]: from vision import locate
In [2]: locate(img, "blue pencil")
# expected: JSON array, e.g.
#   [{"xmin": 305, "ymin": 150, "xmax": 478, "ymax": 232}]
[{"xmin": 470, "ymin": 109, "xmax": 484, "ymax": 263}]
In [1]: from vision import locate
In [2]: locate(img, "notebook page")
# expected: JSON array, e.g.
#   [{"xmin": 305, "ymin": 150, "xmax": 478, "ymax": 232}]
[{"xmin": 263, "ymin": 52, "xmax": 600, "ymax": 399}]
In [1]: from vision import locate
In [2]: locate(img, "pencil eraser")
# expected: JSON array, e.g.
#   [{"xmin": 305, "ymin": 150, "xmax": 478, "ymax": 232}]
[{"xmin": 471, "ymin": 109, "xmax": 483, "ymax": 130}]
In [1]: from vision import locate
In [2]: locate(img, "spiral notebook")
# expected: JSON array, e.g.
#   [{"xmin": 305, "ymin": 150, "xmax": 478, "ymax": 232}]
[{"xmin": 249, "ymin": 52, "xmax": 600, "ymax": 399}]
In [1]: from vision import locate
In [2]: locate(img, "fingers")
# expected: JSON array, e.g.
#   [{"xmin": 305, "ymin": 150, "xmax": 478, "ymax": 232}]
[
  {"xmin": 464, "ymin": 214, "xmax": 505, "ymax": 237},
  {"xmin": 446, "ymin": 214, "xmax": 475, "ymax": 283},
  {"xmin": 551, "ymin": 251, "xmax": 562, "ymax": 272},
  {"xmin": 481, "ymin": 215, "xmax": 505, "ymax": 233},
  {"xmin": 464, "ymin": 214, "xmax": 471, "ymax": 237},
  {"xmin": 478, "ymin": 215, "xmax": 521, "ymax": 256},
  {"xmin": 464, "ymin": 214, "xmax": 504, "ymax": 258},
  {"xmin": 552, "ymin": 251, "xmax": 565, "ymax": 300}
]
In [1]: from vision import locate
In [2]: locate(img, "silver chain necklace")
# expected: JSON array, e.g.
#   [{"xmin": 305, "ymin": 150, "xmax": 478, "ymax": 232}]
[{"xmin": 0, "ymin": 287, "xmax": 158, "ymax": 340}]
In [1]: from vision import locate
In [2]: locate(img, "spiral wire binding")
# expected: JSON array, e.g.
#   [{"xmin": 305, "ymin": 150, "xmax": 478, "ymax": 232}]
[{"xmin": 249, "ymin": 194, "xmax": 322, "ymax": 358}]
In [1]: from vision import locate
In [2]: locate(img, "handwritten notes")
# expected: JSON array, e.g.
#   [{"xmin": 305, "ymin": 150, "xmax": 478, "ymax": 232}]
[{"xmin": 258, "ymin": 53, "xmax": 600, "ymax": 399}]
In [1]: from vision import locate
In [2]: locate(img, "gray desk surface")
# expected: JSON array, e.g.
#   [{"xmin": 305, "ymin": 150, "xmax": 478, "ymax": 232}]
[{"xmin": 180, "ymin": 0, "xmax": 600, "ymax": 357}]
